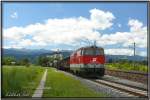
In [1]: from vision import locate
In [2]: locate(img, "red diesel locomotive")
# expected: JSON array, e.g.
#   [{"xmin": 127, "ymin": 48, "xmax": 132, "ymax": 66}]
[{"xmin": 70, "ymin": 46, "xmax": 105, "ymax": 77}]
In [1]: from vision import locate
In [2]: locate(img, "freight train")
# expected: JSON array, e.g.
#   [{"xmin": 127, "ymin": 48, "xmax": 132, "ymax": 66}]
[{"xmin": 57, "ymin": 46, "xmax": 105, "ymax": 77}]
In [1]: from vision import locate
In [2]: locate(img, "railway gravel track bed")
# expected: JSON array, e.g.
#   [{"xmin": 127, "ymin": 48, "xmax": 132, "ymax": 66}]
[
  {"xmin": 101, "ymin": 75, "xmax": 147, "ymax": 91},
  {"xmin": 94, "ymin": 79, "xmax": 147, "ymax": 97},
  {"xmin": 105, "ymin": 69, "xmax": 148, "ymax": 84},
  {"xmin": 60, "ymin": 70, "xmax": 148, "ymax": 97}
]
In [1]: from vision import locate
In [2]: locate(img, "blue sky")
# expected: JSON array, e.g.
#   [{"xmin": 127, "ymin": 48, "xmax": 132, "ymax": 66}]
[{"xmin": 3, "ymin": 2, "xmax": 147, "ymax": 56}]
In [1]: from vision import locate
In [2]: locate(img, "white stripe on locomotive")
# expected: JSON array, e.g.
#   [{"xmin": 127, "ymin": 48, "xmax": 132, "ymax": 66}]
[{"xmin": 70, "ymin": 64, "xmax": 104, "ymax": 68}]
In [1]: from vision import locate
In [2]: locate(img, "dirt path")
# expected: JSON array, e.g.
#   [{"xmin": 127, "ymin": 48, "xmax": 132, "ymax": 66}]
[{"xmin": 32, "ymin": 69, "xmax": 47, "ymax": 98}]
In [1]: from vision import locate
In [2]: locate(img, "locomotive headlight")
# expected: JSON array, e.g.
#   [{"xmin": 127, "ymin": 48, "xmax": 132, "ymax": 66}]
[{"xmin": 92, "ymin": 58, "xmax": 97, "ymax": 62}]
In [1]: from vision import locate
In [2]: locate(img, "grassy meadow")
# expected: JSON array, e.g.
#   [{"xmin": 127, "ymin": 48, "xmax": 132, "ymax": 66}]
[
  {"xmin": 2, "ymin": 66, "xmax": 107, "ymax": 97},
  {"xmin": 106, "ymin": 63, "xmax": 148, "ymax": 72},
  {"xmin": 43, "ymin": 68, "xmax": 107, "ymax": 97},
  {"xmin": 2, "ymin": 65, "xmax": 45, "ymax": 97}
]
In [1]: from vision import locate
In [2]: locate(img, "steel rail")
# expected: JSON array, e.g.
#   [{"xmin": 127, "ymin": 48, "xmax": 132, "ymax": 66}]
[{"xmin": 92, "ymin": 79, "xmax": 148, "ymax": 97}]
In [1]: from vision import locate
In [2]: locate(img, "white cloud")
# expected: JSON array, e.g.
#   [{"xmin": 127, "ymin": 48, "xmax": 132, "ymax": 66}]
[
  {"xmin": 3, "ymin": 27, "xmax": 24, "ymax": 40},
  {"xmin": 3, "ymin": 44, "xmax": 23, "ymax": 49},
  {"xmin": 128, "ymin": 19, "xmax": 143, "ymax": 32},
  {"xmin": 3, "ymin": 9, "xmax": 147, "ymax": 56},
  {"xmin": 104, "ymin": 48, "xmax": 147, "ymax": 56},
  {"xmin": 105, "ymin": 48, "xmax": 133, "ymax": 56},
  {"xmin": 51, "ymin": 48, "xmax": 61, "ymax": 51},
  {"xmin": 96, "ymin": 19, "xmax": 147, "ymax": 49},
  {"xmin": 3, "ymin": 46, "xmax": 12, "ymax": 49},
  {"xmin": 19, "ymin": 39, "xmax": 34, "ymax": 46},
  {"xmin": 10, "ymin": 12, "xmax": 18, "ymax": 19},
  {"xmin": 90, "ymin": 8, "xmax": 115, "ymax": 30},
  {"xmin": 4, "ymin": 8, "xmax": 114, "ymax": 46},
  {"xmin": 139, "ymin": 51, "xmax": 147, "ymax": 57}
]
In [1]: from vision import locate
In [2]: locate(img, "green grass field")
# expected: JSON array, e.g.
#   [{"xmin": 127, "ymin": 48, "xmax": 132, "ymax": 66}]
[
  {"xmin": 43, "ymin": 68, "xmax": 107, "ymax": 97},
  {"xmin": 3, "ymin": 65, "xmax": 107, "ymax": 97},
  {"xmin": 106, "ymin": 63, "xmax": 148, "ymax": 72},
  {"xmin": 2, "ymin": 65, "xmax": 45, "ymax": 97}
]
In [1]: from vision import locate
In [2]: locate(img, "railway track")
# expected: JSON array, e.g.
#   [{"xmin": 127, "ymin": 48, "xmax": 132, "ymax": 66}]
[
  {"xmin": 92, "ymin": 79, "xmax": 148, "ymax": 97},
  {"xmin": 60, "ymin": 69, "xmax": 148, "ymax": 97},
  {"xmin": 105, "ymin": 69, "xmax": 148, "ymax": 84},
  {"xmin": 101, "ymin": 75, "xmax": 148, "ymax": 91}
]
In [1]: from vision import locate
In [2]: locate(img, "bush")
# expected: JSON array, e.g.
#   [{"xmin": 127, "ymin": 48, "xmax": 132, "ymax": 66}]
[
  {"xmin": 19, "ymin": 58, "xmax": 30, "ymax": 67},
  {"xmin": 2, "ymin": 56, "xmax": 16, "ymax": 65}
]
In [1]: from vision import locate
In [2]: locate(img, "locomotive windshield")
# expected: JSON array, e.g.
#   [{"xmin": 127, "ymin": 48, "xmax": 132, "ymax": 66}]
[{"xmin": 83, "ymin": 48, "xmax": 104, "ymax": 55}]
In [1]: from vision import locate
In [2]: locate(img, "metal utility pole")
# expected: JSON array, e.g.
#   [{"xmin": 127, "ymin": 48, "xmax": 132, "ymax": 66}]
[
  {"xmin": 133, "ymin": 42, "xmax": 136, "ymax": 68},
  {"xmin": 133, "ymin": 42, "xmax": 135, "ymax": 57}
]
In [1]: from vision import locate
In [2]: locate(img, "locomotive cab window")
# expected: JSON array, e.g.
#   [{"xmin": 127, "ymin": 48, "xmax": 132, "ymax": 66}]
[
  {"xmin": 84, "ymin": 49, "xmax": 94, "ymax": 55},
  {"xmin": 84, "ymin": 48, "xmax": 104, "ymax": 55},
  {"xmin": 96, "ymin": 49, "xmax": 104, "ymax": 55}
]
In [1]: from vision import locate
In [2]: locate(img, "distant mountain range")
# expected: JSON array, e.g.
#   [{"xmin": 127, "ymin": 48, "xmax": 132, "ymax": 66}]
[
  {"xmin": 2, "ymin": 48, "xmax": 72, "ymax": 63},
  {"xmin": 2, "ymin": 48, "xmax": 147, "ymax": 64},
  {"xmin": 105, "ymin": 55, "xmax": 147, "ymax": 62}
]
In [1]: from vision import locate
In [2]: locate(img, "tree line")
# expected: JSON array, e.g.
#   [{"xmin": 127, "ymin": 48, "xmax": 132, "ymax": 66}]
[
  {"xmin": 2, "ymin": 55, "xmax": 62, "ymax": 67},
  {"xmin": 2, "ymin": 56, "xmax": 30, "ymax": 67},
  {"xmin": 107, "ymin": 58, "xmax": 148, "ymax": 65},
  {"xmin": 3, "ymin": 56, "xmax": 147, "ymax": 67}
]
